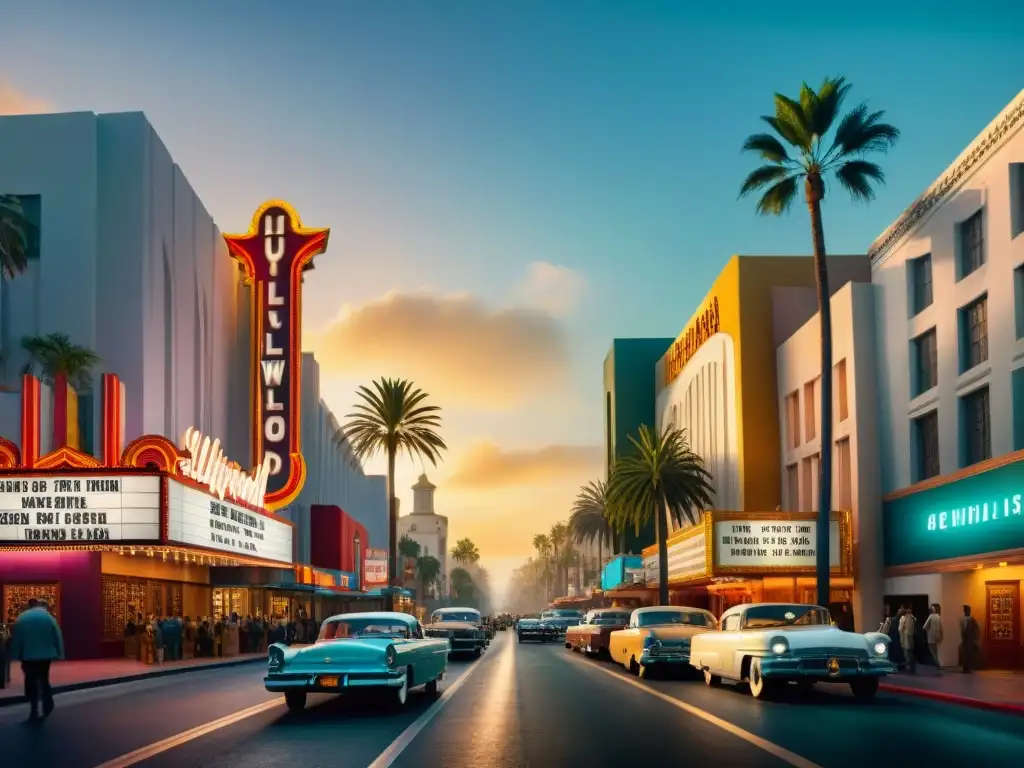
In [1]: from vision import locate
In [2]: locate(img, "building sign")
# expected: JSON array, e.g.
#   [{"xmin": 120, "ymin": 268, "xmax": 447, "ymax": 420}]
[
  {"xmin": 224, "ymin": 201, "xmax": 330, "ymax": 511},
  {"xmin": 364, "ymin": 547, "xmax": 389, "ymax": 587},
  {"xmin": 714, "ymin": 519, "xmax": 841, "ymax": 570},
  {"xmin": 643, "ymin": 552, "xmax": 658, "ymax": 583},
  {"xmin": 178, "ymin": 426, "xmax": 271, "ymax": 508},
  {"xmin": 624, "ymin": 567, "xmax": 644, "ymax": 584},
  {"xmin": 664, "ymin": 296, "xmax": 720, "ymax": 385},
  {"xmin": 0, "ymin": 475, "xmax": 160, "ymax": 543},
  {"xmin": 647, "ymin": 529, "xmax": 707, "ymax": 585},
  {"xmin": 883, "ymin": 458, "xmax": 1024, "ymax": 567},
  {"xmin": 166, "ymin": 479, "xmax": 293, "ymax": 564}
]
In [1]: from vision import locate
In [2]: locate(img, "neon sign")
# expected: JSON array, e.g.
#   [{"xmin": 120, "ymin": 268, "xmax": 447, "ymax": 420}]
[
  {"xmin": 177, "ymin": 426, "xmax": 270, "ymax": 508},
  {"xmin": 223, "ymin": 201, "xmax": 330, "ymax": 511}
]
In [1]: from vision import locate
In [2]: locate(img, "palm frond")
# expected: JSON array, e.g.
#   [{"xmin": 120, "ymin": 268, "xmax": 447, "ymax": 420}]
[
  {"xmin": 0, "ymin": 195, "xmax": 34, "ymax": 280},
  {"xmin": 342, "ymin": 377, "xmax": 447, "ymax": 466},
  {"xmin": 739, "ymin": 165, "xmax": 794, "ymax": 198},
  {"xmin": 20, "ymin": 332, "xmax": 100, "ymax": 391},
  {"xmin": 771, "ymin": 93, "xmax": 813, "ymax": 151},
  {"xmin": 568, "ymin": 480, "xmax": 615, "ymax": 547},
  {"xmin": 807, "ymin": 76, "xmax": 851, "ymax": 137},
  {"xmin": 834, "ymin": 160, "xmax": 884, "ymax": 202},
  {"xmin": 740, "ymin": 133, "xmax": 792, "ymax": 165},
  {"xmin": 761, "ymin": 115, "xmax": 805, "ymax": 151},
  {"xmin": 828, "ymin": 103, "xmax": 900, "ymax": 160},
  {"xmin": 755, "ymin": 176, "xmax": 799, "ymax": 216}
]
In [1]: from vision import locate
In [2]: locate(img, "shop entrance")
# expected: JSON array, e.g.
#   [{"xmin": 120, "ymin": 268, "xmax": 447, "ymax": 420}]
[{"xmin": 985, "ymin": 581, "xmax": 1021, "ymax": 669}]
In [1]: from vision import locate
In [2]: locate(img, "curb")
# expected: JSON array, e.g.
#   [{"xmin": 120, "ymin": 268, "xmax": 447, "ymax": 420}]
[
  {"xmin": 880, "ymin": 682, "xmax": 1024, "ymax": 717},
  {"xmin": 0, "ymin": 656, "xmax": 265, "ymax": 708}
]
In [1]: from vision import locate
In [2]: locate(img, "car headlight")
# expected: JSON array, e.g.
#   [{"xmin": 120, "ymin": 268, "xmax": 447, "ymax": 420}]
[
  {"xmin": 873, "ymin": 641, "xmax": 888, "ymax": 656},
  {"xmin": 385, "ymin": 644, "xmax": 397, "ymax": 667},
  {"xmin": 268, "ymin": 646, "xmax": 284, "ymax": 671},
  {"xmin": 769, "ymin": 636, "xmax": 789, "ymax": 655}
]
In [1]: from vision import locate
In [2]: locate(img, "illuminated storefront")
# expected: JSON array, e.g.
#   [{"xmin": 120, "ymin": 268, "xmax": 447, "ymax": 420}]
[
  {"xmin": 643, "ymin": 510, "xmax": 853, "ymax": 616},
  {"xmin": 883, "ymin": 453, "xmax": 1024, "ymax": 669}
]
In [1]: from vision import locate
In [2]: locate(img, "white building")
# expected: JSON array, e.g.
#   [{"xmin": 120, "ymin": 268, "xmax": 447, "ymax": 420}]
[
  {"xmin": 870, "ymin": 90, "xmax": 1024, "ymax": 669},
  {"xmin": 397, "ymin": 474, "xmax": 449, "ymax": 598},
  {"xmin": 775, "ymin": 281, "xmax": 883, "ymax": 630}
]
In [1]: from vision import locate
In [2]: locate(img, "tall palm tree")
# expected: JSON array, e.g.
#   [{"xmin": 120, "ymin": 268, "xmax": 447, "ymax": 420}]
[
  {"xmin": 549, "ymin": 522, "xmax": 567, "ymax": 596},
  {"xmin": 341, "ymin": 378, "xmax": 447, "ymax": 610},
  {"xmin": 606, "ymin": 425, "xmax": 713, "ymax": 606},
  {"xmin": 450, "ymin": 567, "xmax": 476, "ymax": 604},
  {"xmin": 398, "ymin": 536, "xmax": 421, "ymax": 589},
  {"xmin": 532, "ymin": 533, "xmax": 552, "ymax": 601},
  {"xmin": 568, "ymin": 480, "xmax": 614, "ymax": 584},
  {"xmin": 738, "ymin": 77, "xmax": 898, "ymax": 605},
  {"xmin": 450, "ymin": 538, "xmax": 480, "ymax": 567},
  {"xmin": 416, "ymin": 554, "xmax": 442, "ymax": 601},
  {"xmin": 0, "ymin": 195, "xmax": 34, "ymax": 279},
  {"xmin": 21, "ymin": 332, "xmax": 101, "ymax": 391}
]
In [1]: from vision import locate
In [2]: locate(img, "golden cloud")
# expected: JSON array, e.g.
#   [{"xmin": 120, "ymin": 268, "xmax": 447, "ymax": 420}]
[
  {"xmin": 0, "ymin": 80, "xmax": 51, "ymax": 116},
  {"xmin": 307, "ymin": 291, "xmax": 570, "ymax": 408},
  {"xmin": 446, "ymin": 441, "xmax": 603, "ymax": 489},
  {"xmin": 515, "ymin": 261, "xmax": 587, "ymax": 317}
]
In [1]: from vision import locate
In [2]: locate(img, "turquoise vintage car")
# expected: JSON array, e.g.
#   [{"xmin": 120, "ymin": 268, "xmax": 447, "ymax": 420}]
[{"xmin": 264, "ymin": 611, "xmax": 449, "ymax": 711}]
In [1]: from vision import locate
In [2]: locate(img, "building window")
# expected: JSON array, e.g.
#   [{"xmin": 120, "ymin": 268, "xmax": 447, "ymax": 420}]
[
  {"xmin": 801, "ymin": 453, "xmax": 819, "ymax": 512},
  {"xmin": 911, "ymin": 328, "xmax": 938, "ymax": 396},
  {"xmin": 785, "ymin": 463, "xmax": 799, "ymax": 510},
  {"xmin": 959, "ymin": 294, "xmax": 988, "ymax": 372},
  {"xmin": 1016, "ymin": 265, "xmax": 1024, "ymax": 340},
  {"xmin": 958, "ymin": 209, "xmax": 985, "ymax": 278},
  {"xmin": 909, "ymin": 254, "xmax": 933, "ymax": 315},
  {"xmin": 835, "ymin": 359, "xmax": 849, "ymax": 422},
  {"xmin": 961, "ymin": 386, "xmax": 991, "ymax": 467},
  {"xmin": 912, "ymin": 410, "xmax": 940, "ymax": 482},
  {"xmin": 785, "ymin": 391, "xmax": 800, "ymax": 450},
  {"xmin": 1015, "ymin": 368, "xmax": 1024, "ymax": 451},
  {"xmin": 804, "ymin": 379, "xmax": 817, "ymax": 443},
  {"xmin": 834, "ymin": 438, "xmax": 852, "ymax": 510},
  {"xmin": 1011, "ymin": 164, "xmax": 1024, "ymax": 240}
]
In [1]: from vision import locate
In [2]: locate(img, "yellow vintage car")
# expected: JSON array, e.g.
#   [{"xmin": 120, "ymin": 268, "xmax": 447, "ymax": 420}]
[{"xmin": 608, "ymin": 606, "xmax": 717, "ymax": 679}]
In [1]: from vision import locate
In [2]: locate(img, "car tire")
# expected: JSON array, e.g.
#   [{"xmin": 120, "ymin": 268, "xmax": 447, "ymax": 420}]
[
  {"xmin": 639, "ymin": 663, "xmax": 652, "ymax": 679},
  {"xmin": 703, "ymin": 669, "xmax": 722, "ymax": 687},
  {"xmin": 629, "ymin": 657, "xmax": 641, "ymax": 676},
  {"xmin": 518, "ymin": 636, "xmax": 523, "ymax": 644},
  {"xmin": 285, "ymin": 691, "xmax": 307, "ymax": 712},
  {"xmin": 394, "ymin": 671, "xmax": 410, "ymax": 707},
  {"xmin": 565, "ymin": 641, "xmax": 573, "ymax": 650},
  {"xmin": 474, "ymin": 647, "xmax": 482, "ymax": 658},
  {"xmin": 748, "ymin": 658, "xmax": 773, "ymax": 700},
  {"xmin": 425, "ymin": 677, "xmax": 439, "ymax": 697},
  {"xmin": 850, "ymin": 678, "xmax": 879, "ymax": 700}
]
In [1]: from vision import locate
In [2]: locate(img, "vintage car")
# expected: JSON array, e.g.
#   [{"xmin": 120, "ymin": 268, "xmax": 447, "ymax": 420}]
[
  {"xmin": 516, "ymin": 618, "xmax": 557, "ymax": 643},
  {"xmin": 609, "ymin": 605, "xmax": 717, "ymax": 678},
  {"xmin": 539, "ymin": 608, "xmax": 584, "ymax": 636},
  {"xmin": 264, "ymin": 611, "xmax": 448, "ymax": 712},
  {"xmin": 564, "ymin": 608, "xmax": 632, "ymax": 657},
  {"xmin": 423, "ymin": 606, "xmax": 488, "ymax": 657},
  {"xmin": 688, "ymin": 603, "xmax": 896, "ymax": 700}
]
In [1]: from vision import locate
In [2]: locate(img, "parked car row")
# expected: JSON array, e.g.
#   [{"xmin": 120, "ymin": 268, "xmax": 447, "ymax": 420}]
[
  {"xmin": 264, "ymin": 607, "xmax": 491, "ymax": 713},
  {"xmin": 561, "ymin": 603, "xmax": 897, "ymax": 701}
]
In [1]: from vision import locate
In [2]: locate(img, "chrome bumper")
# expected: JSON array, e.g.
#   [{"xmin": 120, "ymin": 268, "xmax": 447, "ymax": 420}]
[
  {"xmin": 641, "ymin": 649, "xmax": 691, "ymax": 666},
  {"xmin": 264, "ymin": 669, "xmax": 406, "ymax": 693},
  {"xmin": 760, "ymin": 656, "xmax": 897, "ymax": 680}
]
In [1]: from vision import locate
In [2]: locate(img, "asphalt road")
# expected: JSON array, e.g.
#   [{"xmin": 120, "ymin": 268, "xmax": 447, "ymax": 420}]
[{"xmin": 2, "ymin": 633, "xmax": 1022, "ymax": 768}]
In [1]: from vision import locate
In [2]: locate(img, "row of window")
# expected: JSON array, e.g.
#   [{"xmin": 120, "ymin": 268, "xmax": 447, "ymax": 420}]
[
  {"xmin": 911, "ymin": 384, "xmax": 991, "ymax": 483},
  {"xmin": 910, "ymin": 292, "xmax": 988, "ymax": 397},
  {"xmin": 783, "ymin": 360, "xmax": 850, "ymax": 452},
  {"xmin": 783, "ymin": 437, "xmax": 853, "ymax": 512}
]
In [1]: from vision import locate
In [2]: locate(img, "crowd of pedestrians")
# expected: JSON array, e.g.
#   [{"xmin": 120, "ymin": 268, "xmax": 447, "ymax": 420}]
[{"xmin": 879, "ymin": 602, "xmax": 982, "ymax": 674}]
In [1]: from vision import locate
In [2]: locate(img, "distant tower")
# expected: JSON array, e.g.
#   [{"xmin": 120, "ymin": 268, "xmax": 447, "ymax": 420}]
[
  {"xmin": 412, "ymin": 474, "xmax": 436, "ymax": 515},
  {"xmin": 398, "ymin": 473, "xmax": 449, "ymax": 600}
]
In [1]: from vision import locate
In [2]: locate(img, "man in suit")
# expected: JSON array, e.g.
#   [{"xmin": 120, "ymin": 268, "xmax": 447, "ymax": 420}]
[{"xmin": 10, "ymin": 598, "xmax": 65, "ymax": 723}]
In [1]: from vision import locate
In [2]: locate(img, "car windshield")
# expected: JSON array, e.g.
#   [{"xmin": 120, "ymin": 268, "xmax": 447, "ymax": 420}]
[
  {"xmin": 519, "ymin": 620, "xmax": 539, "ymax": 627},
  {"xmin": 637, "ymin": 611, "xmax": 712, "ymax": 627},
  {"xmin": 434, "ymin": 612, "xmax": 480, "ymax": 623},
  {"xmin": 592, "ymin": 612, "xmax": 630, "ymax": 625},
  {"xmin": 319, "ymin": 619, "xmax": 410, "ymax": 640},
  {"xmin": 742, "ymin": 605, "xmax": 831, "ymax": 629}
]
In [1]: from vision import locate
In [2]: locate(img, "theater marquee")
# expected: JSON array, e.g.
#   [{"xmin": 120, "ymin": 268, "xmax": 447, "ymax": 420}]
[{"xmin": 224, "ymin": 201, "xmax": 331, "ymax": 511}]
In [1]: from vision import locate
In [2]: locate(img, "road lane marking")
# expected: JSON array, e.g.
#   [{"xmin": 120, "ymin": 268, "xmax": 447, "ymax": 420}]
[
  {"xmin": 561, "ymin": 653, "xmax": 822, "ymax": 768},
  {"xmin": 367, "ymin": 636, "xmax": 498, "ymax": 768},
  {"xmin": 92, "ymin": 698, "xmax": 284, "ymax": 768}
]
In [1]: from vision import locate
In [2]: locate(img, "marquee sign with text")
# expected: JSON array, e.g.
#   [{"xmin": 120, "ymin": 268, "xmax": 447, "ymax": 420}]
[
  {"xmin": 0, "ymin": 475, "xmax": 160, "ymax": 543},
  {"xmin": 224, "ymin": 201, "xmax": 330, "ymax": 511},
  {"xmin": 713, "ymin": 519, "xmax": 841, "ymax": 572},
  {"xmin": 646, "ymin": 529, "xmax": 707, "ymax": 585}
]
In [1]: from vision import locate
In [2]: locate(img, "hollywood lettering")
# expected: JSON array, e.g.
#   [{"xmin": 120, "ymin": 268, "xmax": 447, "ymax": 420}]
[
  {"xmin": 178, "ymin": 426, "xmax": 271, "ymax": 508},
  {"xmin": 665, "ymin": 296, "xmax": 721, "ymax": 385},
  {"xmin": 224, "ymin": 202, "xmax": 330, "ymax": 510}
]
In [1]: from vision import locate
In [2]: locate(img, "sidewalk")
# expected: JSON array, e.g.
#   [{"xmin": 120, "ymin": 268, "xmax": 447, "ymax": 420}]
[
  {"xmin": 0, "ymin": 652, "xmax": 265, "ymax": 707},
  {"xmin": 880, "ymin": 667, "xmax": 1024, "ymax": 716}
]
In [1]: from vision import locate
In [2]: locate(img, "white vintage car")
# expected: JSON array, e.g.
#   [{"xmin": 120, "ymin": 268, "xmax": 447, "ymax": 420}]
[{"xmin": 688, "ymin": 603, "xmax": 896, "ymax": 700}]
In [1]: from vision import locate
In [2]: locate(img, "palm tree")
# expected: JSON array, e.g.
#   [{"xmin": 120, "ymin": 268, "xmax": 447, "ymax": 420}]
[
  {"xmin": 0, "ymin": 195, "xmax": 34, "ymax": 279},
  {"xmin": 532, "ymin": 533, "xmax": 552, "ymax": 601},
  {"xmin": 416, "ymin": 554, "xmax": 442, "ymax": 601},
  {"xmin": 450, "ymin": 538, "xmax": 480, "ymax": 567},
  {"xmin": 450, "ymin": 567, "xmax": 476, "ymax": 604},
  {"xmin": 398, "ymin": 536, "xmax": 421, "ymax": 589},
  {"xmin": 568, "ymin": 480, "xmax": 614, "ymax": 584},
  {"xmin": 341, "ymin": 378, "xmax": 447, "ymax": 610},
  {"xmin": 21, "ymin": 332, "xmax": 101, "ymax": 392},
  {"xmin": 606, "ymin": 425, "xmax": 713, "ymax": 606},
  {"xmin": 549, "ymin": 522, "xmax": 567, "ymax": 596},
  {"xmin": 738, "ymin": 77, "xmax": 898, "ymax": 604}
]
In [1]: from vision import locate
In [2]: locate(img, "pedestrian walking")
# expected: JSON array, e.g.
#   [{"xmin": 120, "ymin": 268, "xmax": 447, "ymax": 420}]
[
  {"xmin": 923, "ymin": 603, "xmax": 943, "ymax": 671},
  {"xmin": 960, "ymin": 604, "xmax": 981, "ymax": 673},
  {"xmin": 898, "ymin": 605, "xmax": 917, "ymax": 673},
  {"xmin": 9, "ymin": 598, "xmax": 64, "ymax": 723}
]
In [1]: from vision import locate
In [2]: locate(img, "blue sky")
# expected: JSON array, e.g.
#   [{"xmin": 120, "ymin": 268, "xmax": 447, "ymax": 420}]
[{"xmin": 2, "ymin": 1, "xmax": 1022, "ymax": 587}]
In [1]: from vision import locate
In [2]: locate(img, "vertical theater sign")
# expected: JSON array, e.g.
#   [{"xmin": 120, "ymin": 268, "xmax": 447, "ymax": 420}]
[{"xmin": 224, "ymin": 201, "xmax": 330, "ymax": 511}]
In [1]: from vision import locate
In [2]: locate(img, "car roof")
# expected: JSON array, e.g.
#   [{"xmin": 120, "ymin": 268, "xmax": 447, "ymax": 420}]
[
  {"xmin": 720, "ymin": 603, "xmax": 828, "ymax": 619},
  {"xmin": 434, "ymin": 606, "xmax": 480, "ymax": 614},
  {"xmin": 324, "ymin": 611, "xmax": 416, "ymax": 625},
  {"xmin": 633, "ymin": 605, "xmax": 713, "ymax": 615}
]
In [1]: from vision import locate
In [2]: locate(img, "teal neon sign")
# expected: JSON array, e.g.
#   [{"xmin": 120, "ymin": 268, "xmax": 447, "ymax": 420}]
[{"xmin": 883, "ymin": 459, "xmax": 1024, "ymax": 567}]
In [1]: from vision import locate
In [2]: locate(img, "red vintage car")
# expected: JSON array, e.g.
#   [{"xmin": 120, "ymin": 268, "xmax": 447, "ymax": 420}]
[{"xmin": 564, "ymin": 608, "xmax": 633, "ymax": 657}]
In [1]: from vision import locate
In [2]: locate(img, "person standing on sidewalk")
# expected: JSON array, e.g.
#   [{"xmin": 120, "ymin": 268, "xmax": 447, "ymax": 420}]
[
  {"xmin": 0, "ymin": 621, "xmax": 11, "ymax": 688},
  {"xmin": 899, "ymin": 605, "xmax": 917, "ymax": 673},
  {"xmin": 10, "ymin": 598, "xmax": 64, "ymax": 723},
  {"xmin": 923, "ymin": 603, "xmax": 943, "ymax": 672},
  {"xmin": 960, "ymin": 604, "xmax": 981, "ymax": 673}
]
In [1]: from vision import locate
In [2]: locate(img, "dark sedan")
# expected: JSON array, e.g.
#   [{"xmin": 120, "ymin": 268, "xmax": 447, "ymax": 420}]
[
  {"xmin": 517, "ymin": 619, "xmax": 557, "ymax": 643},
  {"xmin": 539, "ymin": 609, "xmax": 584, "ymax": 636}
]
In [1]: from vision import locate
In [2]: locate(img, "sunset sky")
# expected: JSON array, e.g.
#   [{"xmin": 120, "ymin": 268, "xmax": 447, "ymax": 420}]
[{"xmin": 3, "ymin": 2, "xmax": 1023, "ymax": 600}]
